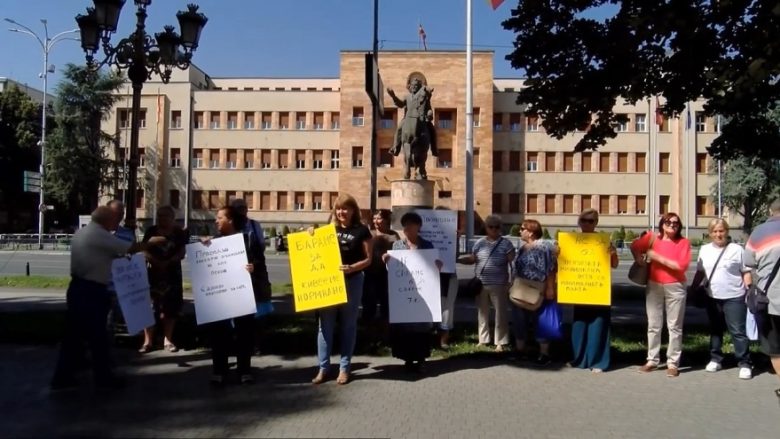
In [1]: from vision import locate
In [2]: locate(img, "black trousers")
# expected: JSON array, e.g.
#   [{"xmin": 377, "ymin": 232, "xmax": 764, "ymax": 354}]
[{"xmin": 206, "ymin": 314, "xmax": 255, "ymax": 376}]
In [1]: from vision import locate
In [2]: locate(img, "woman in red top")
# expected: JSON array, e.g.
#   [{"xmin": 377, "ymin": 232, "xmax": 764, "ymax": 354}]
[{"xmin": 630, "ymin": 212, "xmax": 691, "ymax": 377}]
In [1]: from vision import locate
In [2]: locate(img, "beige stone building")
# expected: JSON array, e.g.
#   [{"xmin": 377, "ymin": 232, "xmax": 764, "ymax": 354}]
[{"xmin": 101, "ymin": 50, "xmax": 733, "ymax": 236}]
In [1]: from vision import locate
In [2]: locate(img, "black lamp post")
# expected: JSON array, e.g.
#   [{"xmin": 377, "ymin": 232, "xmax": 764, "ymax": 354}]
[{"xmin": 75, "ymin": 0, "xmax": 207, "ymax": 230}]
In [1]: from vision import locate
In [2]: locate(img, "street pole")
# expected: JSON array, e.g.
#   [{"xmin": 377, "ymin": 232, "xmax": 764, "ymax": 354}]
[
  {"xmin": 369, "ymin": 0, "xmax": 379, "ymax": 212},
  {"xmin": 5, "ymin": 18, "xmax": 78, "ymax": 249},
  {"xmin": 465, "ymin": 0, "xmax": 475, "ymax": 252}
]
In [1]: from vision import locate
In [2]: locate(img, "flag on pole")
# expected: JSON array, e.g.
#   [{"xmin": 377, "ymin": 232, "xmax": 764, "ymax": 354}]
[
  {"xmin": 655, "ymin": 96, "xmax": 664, "ymax": 127},
  {"xmin": 685, "ymin": 105, "xmax": 692, "ymax": 131},
  {"xmin": 418, "ymin": 23, "xmax": 427, "ymax": 50},
  {"xmin": 486, "ymin": 0, "xmax": 506, "ymax": 10}
]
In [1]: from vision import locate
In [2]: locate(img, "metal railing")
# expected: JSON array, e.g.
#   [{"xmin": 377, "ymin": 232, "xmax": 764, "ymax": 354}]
[{"xmin": 0, "ymin": 234, "xmax": 73, "ymax": 250}]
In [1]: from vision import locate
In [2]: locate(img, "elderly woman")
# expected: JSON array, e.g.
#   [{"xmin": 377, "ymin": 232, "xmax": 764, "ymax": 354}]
[
  {"xmin": 457, "ymin": 215, "xmax": 516, "ymax": 351},
  {"xmin": 689, "ymin": 219, "xmax": 752, "ymax": 379},
  {"xmin": 512, "ymin": 219, "xmax": 557, "ymax": 366},
  {"xmin": 631, "ymin": 212, "xmax": 692, "ymax": 378},
  {"xmin": 569, "ymin": 209, "xmax": 619, "ymax": 372}
]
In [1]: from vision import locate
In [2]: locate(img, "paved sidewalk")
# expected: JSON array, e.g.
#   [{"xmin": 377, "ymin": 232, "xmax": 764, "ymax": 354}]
[{"xmin": 0, "ymin": 345, "xmax": 778, "ymax": 438}]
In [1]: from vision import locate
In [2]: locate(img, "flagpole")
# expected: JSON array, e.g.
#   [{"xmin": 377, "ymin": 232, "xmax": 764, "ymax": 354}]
[
  {"xmin": 648, "ymin": 98, "xmax": 656, "ymax": 232},
  {"xmin": 465, "ymin": 0, "xmax": 475, "ymax": 252},
  {"xmin": 717, "ymin": 159, "xmax": 722, "ymax": 217},
  {"xmin": 684, "ymin": 102, "xmax": 689, "ymax": 237}
]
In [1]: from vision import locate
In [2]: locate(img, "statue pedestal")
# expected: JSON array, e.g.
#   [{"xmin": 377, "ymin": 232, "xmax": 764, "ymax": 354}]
[{"xmin": 390, "ymin": 179, "xmax": 434, "ymax": 229}]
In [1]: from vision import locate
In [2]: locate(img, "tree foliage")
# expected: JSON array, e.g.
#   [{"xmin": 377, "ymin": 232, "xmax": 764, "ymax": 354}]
[
  {"xmin": 712, "ymin": 156, "xmax": 780, "ymax": 234},
  {"xmin": 502, "ymin": 0, "xmax": 780, "ymax": 159},
  {"xmin": 45, "ymin": 64, "xmax": 124, "ymax": 215}
]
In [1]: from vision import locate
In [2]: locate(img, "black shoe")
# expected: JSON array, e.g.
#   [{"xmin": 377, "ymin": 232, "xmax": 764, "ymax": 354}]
[{"xmin": 533, "ymin": 354, "xmax": 551, "ymax": 367}]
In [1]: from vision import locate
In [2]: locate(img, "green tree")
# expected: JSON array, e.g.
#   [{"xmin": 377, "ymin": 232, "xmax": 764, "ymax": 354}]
[
  {"xmin": 712, "ymin": 156, "xmax": 780, "ymax": 234},
  {"xmin": 611, "ymin": 226, "xmax": 626, "ymax": 242},
  {"xmin": 502, "ymin": 1, "xmax": 780, "ymax": 159},
  {"xmin": 509, "ymin": 224, "xmax": 521, "ymax": 236},
  {"xmin": 0, "ymin": 84, "xmax": 42, "ymax": 231},
  {"xmin": 45, "ymin": 64, "xmax": 124, "ymax": 217}
]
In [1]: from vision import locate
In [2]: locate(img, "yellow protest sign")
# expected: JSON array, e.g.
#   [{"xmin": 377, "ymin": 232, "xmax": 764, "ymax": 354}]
[
  {"xmin": 556, "ymin": 232, "xmax": 612, "ymax": 306},
  {"xmin": 287, "ymin": 224, "xmax": 348, "ymax": 312}
]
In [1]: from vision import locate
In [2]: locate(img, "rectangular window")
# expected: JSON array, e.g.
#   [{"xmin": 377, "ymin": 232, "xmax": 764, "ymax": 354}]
[
  {"xmin": 118, "ymin": 109, "xmax": 130, "ymax": 129},
  {"xmin": 331, "ymin": 112, "xmax": 340, "ymax": 129},
  {"xmin": 351, "ymin": 146, "xmax": 364, "ymax": 168},
  {"xmin": 582, "ymin": 152, "xmax": 592, "ymax": 172},
  {"xmin": 226, "ymin": 191, "xmax": 238, "ymax": 204},
  {"xmin": 618, "ymin": 195, "xmax": 628, "ymax": 214},
  {"xmin": 696, "ymin": 153, "xmax": 708, "ymax": 173},
  {"xmin": 659, "ymin": 152, "xmax": 670, "ymax": 173},
  {"xmin": 636, "ymin": 153, "xmax": 647, "ymax": 173},
  {"xmin": 278, "ymin": 150, "xmax": 289, "ymax": 169},
  {"xmin": 194, "ymin": 111, "xmax": 204, "ymax": 129},
  {"xmin": 314, "ymin": 112, "xmax": 324, "ymax": 130},
  {"xmin": 137, "ymin": 109, "xmax": 147, "ymax": 128},
  {"xmin": 260, "ymin": 192, "xmax": 271, "ymax": 210},
  {"xmin": 696, "ymin": 196, "xmax": 710, "ymax": 215},
  {"xmin": 509, "ymin": 151, "xmax": 521, "ymax": 171},
  {"xmin": 636, "ymin": 195, "xmax": 646, "ymax": 214},
  {"xmin": 509, "ymin": 193, "xmax": 520, "ymax": 213},
  {"xmin": 380, "ymin": 110, "xmax": 395, "ymax": 129},
  {"xmin": 582, "ymin": 195, "xmax": 592, "ymax": 211},
  {"xmin": 509, "ymin": 113, "xmax": 522, "ymax": 132},
  {"xmin": 171, "ymin": 110, "xmax": 182, "ymax": 129},
  {"xmin": 437, "ymin": 110, "xmax": 454, "ymax": 129},
  {"xmin": 563, "ymin": 195, "xmax": 574, "ymax": 214},
  {"xmin": 261, "ymin": 112, "xmax": 272, "ymax": 129},
  {"xmin": 330, "ymin": 150, "xmax": 340, "ymax": 169},
  {"xmin": 169, "ymin": 148, "xmax": 181, "ymax": 168},
  {"xmin": 208, "ymin": 191, "xmax": 221, "ymax": 209},
  {"xmin": 169, "ymin": 190, "xmax": 180, "ymax": 209},
  {"xmin": 618, "ymin": 153, "xmax": 628, "ymax": 172},
  {"xmin": 599, "ymin": 153, "xmax": 610, "ymax": 172},
  {"xmin": 313, "ymin": 150, "xmax": 324, "ymax": 169},
  {"xmin": 695, "ymin": 114, "xmax": 706, "ymax": 132},
  {"xmin": 277, "ymin": 192, "xmax": 288, "ymax": 210},
  {"xmin": 527, "ymin": 194, "xmax": 538, "ymax": 214},
  {"xmin": 544, "ymin": 195, "xmax": 555, "ymax": 213},
  {"xmin": 138, "ymin": 148, "xmax": 146, "ymax": 167},
  {"xmin": 659, "ymin": 195, "xmax": 670, "ymax": 215},
  {"xmin": 209, "ymin": 150, "xmax": 220, "ymax": 168},
  {"xmin": 226, "ymin": 149, "xmax": 237, "ymax": 169},
  {"xmin": 493, "ymin": 113, "xmax": 503, "ymax": 131},
  {"xmin": 615, "ymin": 116, "xmax": 628, "ymax": 132},
  {"xmin": 295, "ymin": 150, "xmax": 306, "ymax": 169},
  {"xmin": 352, "ymin": 107, "xmax": 364, "ymax": 126},
  {"xmin": 474, "ymin": 148, "xmax": 480, "ymax": 169},
  {"xmin": 545, "ymin": 153, "xmax": 556, "ymax": 172},
  {"xmin": 378, "ymin": 190, "xmax": 391, "ymax": 198},
  {"xmin": 493, "ymin": 151, "xmax": 504, "ymax": 172},
  {"xmin": 243, "ymin": 191, "xmax": 254, "ymax": 210},
  {"xmin": 635, "ymin": 114, "xmax": 647, "ymax": 132},
  {"xmin": 244, "ymin": 113, "xmax": 254, "ymax": 129},
  {"xmin": 492, "ymin": 193, "xmax": 503, "ymax": 213},
  {"xmin": 244, "ymin": 151, "xmax": 254, "ymax": 169},
  {"xmin": 526, "ymin": 152, "xmax": 538, "ymax": 172},
  {"xmin": 473, "ymin": 108, "xmax": 481, "ymax": 127},
  {"xmin": 209, "ymin": 112, "xmax": 220, "ymax": 129},
  {"xmin": 294, "ymin": 192, "xmax": 305, "ymax": 210},
  {"xmin": 279, "ymin": 113, "xmax": 289, "ymax": 130},
  {"xmin": 193, "ymin": 149, "xmax": 204, "ymax": 168},
  {"xmin": 227, "ymin": 112, "xmax": 238, "ymax": 129},
  {"xmin": 296, "ymin": 113, "xmax": 306, "ymax": 130},
  {"xmin": 439, "ymin": 191, "xmax": 453, "ymax": 199},
  {"xmin": 192, "ymin": 190, "xmax": 203, "ymax": 209},
  {"xmin": 599, "ymin": 196, "xmax": 610, "ymax": 215},
  {"xmin": 526, "ymin": 114, "xmax": 539, "ymax": 132},
  {"xmin": 563, "ymin": 152, "xmax": 574, "ymax": 171},
  {"xmin": 312, "ymin": 192, "xmax": 323, "ymax": 211},
  {"xmin": 261, "ymin": 150, "xmax": 272, "ymax": 169},
  {"xmin": 437, "ymin": 149, "xmax": 453, "ymax": 168},
  {"xmin": 379, "ymin": 148, "xmax": 393, "ymax": 167}
]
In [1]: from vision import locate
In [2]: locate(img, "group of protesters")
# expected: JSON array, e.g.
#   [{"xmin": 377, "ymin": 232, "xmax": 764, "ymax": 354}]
[{"xmin": 50, "ymin": 194, "xmax": 780, "ymax": 405}]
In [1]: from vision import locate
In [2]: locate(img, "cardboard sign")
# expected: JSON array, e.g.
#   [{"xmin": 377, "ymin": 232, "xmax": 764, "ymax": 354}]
[
  {"xmin": 287, "ymin": 224, "xmax": 348, "ymax": 312},
  {"xmin": 111, "ymin": 253, "xmax": 154, "ymax": 335},
  {"xmin": 387, "ymin": 248, "xmax": 442, "ymax": 323},
  {"xmin": 416, "ymin": 209, "xmax": 457, "ymax": 273},
  {"xmin": 556, "ymin": 232, "xmax": 612, "ymax": 306}
]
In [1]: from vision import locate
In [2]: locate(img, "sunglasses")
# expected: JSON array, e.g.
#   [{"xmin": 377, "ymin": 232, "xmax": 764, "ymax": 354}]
[
  {"xmin": 487, "ymin": 225, "xmax": 501, "ymax": 230},
  {"xmin": 664, "ymin": 220, "xmax": 681, "ymax": 227},
  {"xmin": 580, "ymin": 218, "xmax": 596, "ymax": 224}
]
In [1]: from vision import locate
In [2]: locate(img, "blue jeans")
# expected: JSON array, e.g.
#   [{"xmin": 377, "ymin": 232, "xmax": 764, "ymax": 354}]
[
  {"xmin": 317, "ymin": 273, "xmax": 364, "ymax": 371},
  {"xmin": 706, "ymin": 296, "xmax": 751, "ymax": 367}
]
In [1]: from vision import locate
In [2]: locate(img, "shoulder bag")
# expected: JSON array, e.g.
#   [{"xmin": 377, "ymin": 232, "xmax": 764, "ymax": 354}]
[
  {"xmin": 688, "ymin": 244, "xmax": 728, "ymax": 308},
  {"xmin": 628, "ymin": 234, "xmax": 655, "ymax": 286},
  {"xmin": 458, "ymin": 238, "xmax": 504, "ymax": 299},
  {"xmin": 746, "ymin": 256, "xmax": 780, "ymax": 316}
]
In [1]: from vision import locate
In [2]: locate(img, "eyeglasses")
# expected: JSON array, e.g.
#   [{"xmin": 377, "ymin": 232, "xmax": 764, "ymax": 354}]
[
  {"xmin": 664, "ymin": 220, "xmax": 681, "ymax": 227},
  {"xmin": 580, "ymin": 218, "xmax": 596, "ymax": 224},
  {"xmin": 487, "ymin": 225, "xmax": 501, "ymax": 230}
]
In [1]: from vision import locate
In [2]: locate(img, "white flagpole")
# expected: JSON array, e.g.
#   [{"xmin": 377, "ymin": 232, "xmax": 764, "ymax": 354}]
[
  {"xmin": 465, "ymin": 0, "xmax": 475, "ymax": 251},
  {"xmin": 648, "ymin": 98, "xmax": 656, "ymax": 232},
  {"xmin": 718, "ymin": 159, "xmax": 722, "ymax": 217},
  {"xmin": 684, "ymin": 102, "xmax": 689, "ymax": 237}
]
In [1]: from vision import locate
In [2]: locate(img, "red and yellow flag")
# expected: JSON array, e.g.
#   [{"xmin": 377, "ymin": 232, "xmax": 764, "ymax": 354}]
[{"xmin": 487, "ymin": 0, "xmax": 506, "ymax": 10}]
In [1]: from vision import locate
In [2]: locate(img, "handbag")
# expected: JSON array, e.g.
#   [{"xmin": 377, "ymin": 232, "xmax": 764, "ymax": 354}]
[
  {"xmin": 458, "ymin": 238, "xmax": 504, "ymax": 298},
  {"xmin": 688, "ymin": 245, "xmax": 728, "ymax": 308},
  {"xmin": 746, "ymin": 256, "xmax": 780, "ymax": 316},
  {"xmin": 536, "ymin": 300, "xmax": 563, "ymax": 340},
  {"xmin": 628, "ymin": 234, "xmax": 655, "ymax": 286},
  {"xmin": 509, "ymin": 278, "xmax": 544, "ymax": 311}
]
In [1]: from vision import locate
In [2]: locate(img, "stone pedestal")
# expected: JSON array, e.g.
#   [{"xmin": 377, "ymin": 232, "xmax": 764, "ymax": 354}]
[{"xmin": 390, "ymin": 179, "xmax": 434, "ymax": 230}]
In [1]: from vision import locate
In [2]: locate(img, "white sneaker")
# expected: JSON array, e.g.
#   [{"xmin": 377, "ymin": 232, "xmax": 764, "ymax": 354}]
[
  {"xmin": 738, "ymin": 367, "xmax": 753, "ymax": 380},
  {"xmin": 705, "ymin": 361, "xmax": 722, "ymax": 372}
]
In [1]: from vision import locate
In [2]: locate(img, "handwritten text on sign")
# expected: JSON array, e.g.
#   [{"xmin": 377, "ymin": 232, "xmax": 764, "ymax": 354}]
[
  {"xmin": 287, "ymin": 224, "xmax": 347, "ymax": 312},
  {"xmin": 111, "ymin": 253, "xmax": 154, "ymax": 335},
  {"xmin": 416, "ymin": 209, "xmax": 457, "ymax": 273},
  {"xmin": 556, "ymin": 232, "xmax": 612, "ymax": 306},
  {"xmin": 387, "ymin": 249, "xmax": 441, "ymax": 323},
  {"xmin": 186, "ymin": 234, "xmax": 256, "ymax": 325}
]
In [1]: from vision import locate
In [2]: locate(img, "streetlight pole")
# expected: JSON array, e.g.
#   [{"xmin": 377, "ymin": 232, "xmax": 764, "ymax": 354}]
[
  {"xmin": 75, "ymin": 0, "xmax": 207, "ymax": 231},
  {"xmin": 5, "ymin": 18, "xmax": 79, "ymax": 249}
]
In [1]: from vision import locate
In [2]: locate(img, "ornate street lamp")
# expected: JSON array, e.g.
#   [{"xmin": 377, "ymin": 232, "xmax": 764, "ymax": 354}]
[{"xmin": 75, "ymin": 0, "xmax": 207, "ymax": 230}]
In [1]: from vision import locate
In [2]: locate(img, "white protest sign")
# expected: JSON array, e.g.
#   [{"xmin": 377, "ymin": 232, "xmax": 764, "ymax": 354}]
[
  {"xmin": 111, "ymin": 253, "xmax": 154, "ymax": 335},
  {"xmin": 186, "ymin": 233, "xmax": 256, "ymax": 325},
  {"xmin": 387, "ymin": 248, "xmax": 442, "ymax": 323},
  {"xmin": 416, "ymin": 209, "xmax": 457, "ymax": 273}
]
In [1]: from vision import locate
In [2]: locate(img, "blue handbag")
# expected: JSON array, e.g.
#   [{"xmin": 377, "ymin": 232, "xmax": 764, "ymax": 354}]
[{"xmin": 536, "ymin": 300, "xmax": 563, "ymax": 340}]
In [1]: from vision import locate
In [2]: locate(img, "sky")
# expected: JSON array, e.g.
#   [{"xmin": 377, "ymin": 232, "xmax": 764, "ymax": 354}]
[{"xmin": 0, "ymin": 0, "xmax": 533, "ymax": 91}]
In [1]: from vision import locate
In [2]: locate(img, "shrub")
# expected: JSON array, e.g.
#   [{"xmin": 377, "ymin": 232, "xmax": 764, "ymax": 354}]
[
  {"xmin": 509, "ymin": 224, "xmax": 521, "ymax": 236},
  {"xmin": 625, "ymin": 230, "xmax": 637, "ymax": 241},
  {"xmin": 542, "ymin": 228, "xmax": 551, "ymax": 240}
]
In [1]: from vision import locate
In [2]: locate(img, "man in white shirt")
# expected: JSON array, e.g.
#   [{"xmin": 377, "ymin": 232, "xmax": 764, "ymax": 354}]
[{"xmin": 51, "ymin": 206, "xmax": 164, "ymax": 391}]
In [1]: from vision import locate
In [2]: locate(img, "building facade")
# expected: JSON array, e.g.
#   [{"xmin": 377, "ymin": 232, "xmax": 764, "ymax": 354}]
[{"xmin": 101, "ymin": 51, "xmax": 733, "ymax": 237}]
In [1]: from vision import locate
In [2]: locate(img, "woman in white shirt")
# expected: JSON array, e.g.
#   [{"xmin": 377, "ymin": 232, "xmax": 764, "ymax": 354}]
[{"xmin": 689, "ymin": 219, "xmax": 753, "ymax": 379}]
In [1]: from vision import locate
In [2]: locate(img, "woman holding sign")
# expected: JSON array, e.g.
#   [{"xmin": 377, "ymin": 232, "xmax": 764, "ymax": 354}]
[
  {"xmin": 312, "ymin": 194, "xmax": 372, "ymax": 385},
  {"xmin": 630, "ymin": 213, "xmax": 691, "ymax": 378},
  {"xmin": 569, "ymin": 209, "xmax": 619, "ymax": 372}
]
